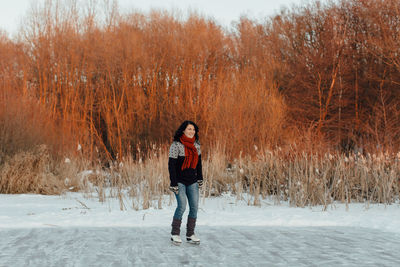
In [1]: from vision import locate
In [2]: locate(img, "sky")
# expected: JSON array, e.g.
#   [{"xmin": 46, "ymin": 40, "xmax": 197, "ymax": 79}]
[{"xmin": 0, "ymin": 0, "xmax": 307, "ymax": 37}]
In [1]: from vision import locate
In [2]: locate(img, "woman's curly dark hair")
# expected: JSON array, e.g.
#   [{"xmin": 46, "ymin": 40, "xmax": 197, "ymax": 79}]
[{"xmin": 173, "ymin": 120, "xmax": 199, "ymax": 142}]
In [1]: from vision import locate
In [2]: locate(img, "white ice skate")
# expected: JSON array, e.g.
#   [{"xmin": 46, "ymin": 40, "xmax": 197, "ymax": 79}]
[
  {"xmin": 171, "ymin": 235, "xmax": 182, "ymax": 245},
  {"xmin": 186, "ymin": 235, "xmax": 200, "ymax": 245}
]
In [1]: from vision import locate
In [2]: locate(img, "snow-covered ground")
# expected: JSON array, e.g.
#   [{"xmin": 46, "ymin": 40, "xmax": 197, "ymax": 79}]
[
  {"xmin": 1, "ymin": 193, "xmax": 399, "ymax": 232},
  {"xmin": 0, "ymin": 193, "xmax": 399, "ymax": 266}
]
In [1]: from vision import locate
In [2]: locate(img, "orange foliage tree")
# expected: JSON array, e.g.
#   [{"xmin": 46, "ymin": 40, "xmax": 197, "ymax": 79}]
[{"xmin": 1, "ymin": 0, "xmax": 399, "ymax": 163}]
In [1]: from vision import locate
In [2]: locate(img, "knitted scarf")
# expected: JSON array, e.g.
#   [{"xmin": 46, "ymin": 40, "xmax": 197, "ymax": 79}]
[{"xmin": 180, "ymin": 135, "xmax": 198, "ymax": 170}]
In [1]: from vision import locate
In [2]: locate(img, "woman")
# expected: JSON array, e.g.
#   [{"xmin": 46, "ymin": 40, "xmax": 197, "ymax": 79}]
[{"xmin": 168, "ymin": 120, "xmax": 203, "ymax": 245}]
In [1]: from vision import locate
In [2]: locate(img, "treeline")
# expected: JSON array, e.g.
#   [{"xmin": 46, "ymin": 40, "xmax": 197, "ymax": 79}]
[{"xmin": 1, "ymin": 0, "xmax": 399, "ymax": 162}]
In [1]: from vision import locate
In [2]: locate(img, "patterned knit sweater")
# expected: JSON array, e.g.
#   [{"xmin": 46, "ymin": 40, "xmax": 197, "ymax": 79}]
[{"xmin": 168, "ymin": 140, "xmax": 203, "ymax": 186}]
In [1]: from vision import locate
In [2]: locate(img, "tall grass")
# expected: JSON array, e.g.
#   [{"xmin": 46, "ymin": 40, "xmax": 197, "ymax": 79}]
[
  {"xmin": 73, "ymin": 145, "xmax": 399, "ymax": 210},
  {"xmin": 0, "ymin": 144, "xmax": 84, "ymax": 194},
  {"xmin": 203, "ymin": 148, "xmax": 399, "ymax": 208},
  {"xmin": 0, "ymin": 133, "xmax": 398, "ymax": 207}
]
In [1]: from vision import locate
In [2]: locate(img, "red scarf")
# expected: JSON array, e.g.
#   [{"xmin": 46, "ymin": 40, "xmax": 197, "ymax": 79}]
[{"xmin": 180, "ymin": 135, "xmax": 198, "ymax": 170}]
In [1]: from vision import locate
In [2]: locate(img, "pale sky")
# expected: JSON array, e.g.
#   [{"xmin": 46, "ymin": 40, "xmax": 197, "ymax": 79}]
[{"xmin": 1, "ymin": 0, "xmax": 308, "ymax": 37}]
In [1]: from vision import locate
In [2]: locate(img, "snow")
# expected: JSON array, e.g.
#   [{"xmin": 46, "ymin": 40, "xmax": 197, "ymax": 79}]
[
  {"xmin": 0, "ymin": 193, "xmax": 400, "ymax": 266},
  {"xmin": 0, "ymin": 193, "xmax": 399, "ymax": 232}
]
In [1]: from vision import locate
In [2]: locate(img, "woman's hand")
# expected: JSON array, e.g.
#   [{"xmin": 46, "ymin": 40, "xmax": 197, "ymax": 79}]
[
  {"xmin": 198, "ymin": 180, "xmax": 203, "ymax": 189},
  {"xmin": 169, "ymin": 186, "xmax": 179, "ymax": 194}
]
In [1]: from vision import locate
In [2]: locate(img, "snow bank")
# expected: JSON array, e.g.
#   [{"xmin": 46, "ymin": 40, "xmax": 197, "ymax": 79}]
[{"xmin": 0, "ymin": 193, "xmax": 399, "ymax": 234}]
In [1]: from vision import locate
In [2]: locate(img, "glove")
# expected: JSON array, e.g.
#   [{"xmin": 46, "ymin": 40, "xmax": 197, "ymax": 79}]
[
  {"xmin": 169, "ymin": 186, "xmax": 179, "ymax": 194},
  {"xmin": 197, "ymin": 180, "xmax": 203, "ymax": 189}
]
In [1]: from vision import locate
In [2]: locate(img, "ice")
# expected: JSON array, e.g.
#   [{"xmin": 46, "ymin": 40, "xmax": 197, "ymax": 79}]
[{"xmin": 0, "ymin": 193, "xmax": 399, "ymax": 266}]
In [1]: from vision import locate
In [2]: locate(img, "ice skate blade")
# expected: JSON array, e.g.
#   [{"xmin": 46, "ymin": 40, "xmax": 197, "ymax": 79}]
[
  {"xmin": 171, "ymin": 238, "xmax": 182, "ymax": 246},
  {"xmin": 187, "ymin": 240, "xmax": 200, "ymax": 245}
]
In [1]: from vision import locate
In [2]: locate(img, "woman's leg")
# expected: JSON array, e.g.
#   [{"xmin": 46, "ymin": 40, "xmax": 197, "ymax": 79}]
[
  {"xmin": 171, "ymin": 183, "xmax": 186, "ymax": 235},
  {"xmin": 186, "ymin": 182, "xmax": 199, "ymax": 219},
  {"xmin": 186, "ymin": 182, "xmax": 199, "ymax": 237},
  {"xmin": 171, "ymin": 183, "xmax": 187, "ymax": 236},
  {"xmin": 173, "ymin": 183, "xmax": 187, "ymax": 219}
]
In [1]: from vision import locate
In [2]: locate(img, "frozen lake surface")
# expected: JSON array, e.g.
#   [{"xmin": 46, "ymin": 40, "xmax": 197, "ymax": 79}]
[
  {"xmin": 0, "ymin": 193, "xmax": 399, "ymax": 266},
  {"xmin": 1, "ymin": 226, "xmax": 399, "ymax": 266}
]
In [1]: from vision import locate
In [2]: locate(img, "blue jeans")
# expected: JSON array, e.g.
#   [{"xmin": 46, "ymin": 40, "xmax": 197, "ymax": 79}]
[{"xmin": 173, "ymin": 182, "xmax": 199, "ymax": 220}]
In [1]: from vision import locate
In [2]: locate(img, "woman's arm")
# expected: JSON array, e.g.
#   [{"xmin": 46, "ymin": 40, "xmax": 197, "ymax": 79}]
[
  {"xmin": 196, "ymin": 155, "xmax": 203, "ymax": 182},
  {"xmin": 168, "ymin": 142, "xmax": 179, "ymax": 186},
  {"xmin": 196, "ymin": 142, "xmax": 203, "ymax": 182}
]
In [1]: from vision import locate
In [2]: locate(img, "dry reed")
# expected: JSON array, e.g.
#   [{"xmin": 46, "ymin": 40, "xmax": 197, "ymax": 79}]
[
  {"xmin": 77, "ymin": 145, "xmax": 399, "ymax": 209},
  {"xmin": 0, "ymin": 145, "xmax": 63, "ymax": 194}
]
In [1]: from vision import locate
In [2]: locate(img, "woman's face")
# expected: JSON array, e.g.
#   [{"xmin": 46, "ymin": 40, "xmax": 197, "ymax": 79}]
[{"xmin": 183, "ymin": 124, "xmax": 196, "ymax": 139}]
